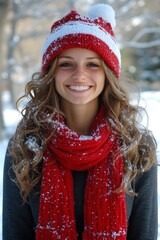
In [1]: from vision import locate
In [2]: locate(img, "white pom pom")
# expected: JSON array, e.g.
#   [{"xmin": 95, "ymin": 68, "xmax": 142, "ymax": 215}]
[{"xmin": 87, "ymin": 4, "xmax": 116, "ymax": 29}]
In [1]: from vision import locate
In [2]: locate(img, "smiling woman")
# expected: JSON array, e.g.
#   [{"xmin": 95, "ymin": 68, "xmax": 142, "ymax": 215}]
[{"xmin": 3, "ymin": 3, "xmax": 157, "ymax": 240}]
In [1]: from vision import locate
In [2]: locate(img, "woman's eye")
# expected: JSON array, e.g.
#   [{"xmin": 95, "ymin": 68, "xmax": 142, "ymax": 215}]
[
  {"xmin": 59, "ymin": 62, "xmax": 73, "ymax": 67},
  {"xmin": 87, "ymin": 62, "xmax": 99, "ymax": 67}
]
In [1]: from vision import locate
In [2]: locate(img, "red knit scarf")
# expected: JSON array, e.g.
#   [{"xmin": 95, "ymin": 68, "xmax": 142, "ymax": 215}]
[{"xmin": 36, "ymin": 108, "xmax": 127, "ymax": 240}]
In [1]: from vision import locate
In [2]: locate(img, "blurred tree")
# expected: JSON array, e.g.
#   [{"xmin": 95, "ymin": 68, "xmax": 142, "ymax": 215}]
[
  {"xmin": 0, "ymin": 0, "xmax": 9, "ymax": 139},
  {"xmin": 115, "ymin": 0, "xmax": 160, "ymax": 89}
]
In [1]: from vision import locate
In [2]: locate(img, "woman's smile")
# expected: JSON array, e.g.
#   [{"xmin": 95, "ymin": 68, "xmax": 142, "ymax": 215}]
[{"xmin": 67, "ymin": 85, "xmax": 92, "ymax": 92}]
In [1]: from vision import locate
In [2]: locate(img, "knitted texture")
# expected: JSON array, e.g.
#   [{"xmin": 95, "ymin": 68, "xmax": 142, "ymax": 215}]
[
  {"xmin": 41, "ymin": 4, "xmax": 121, "ymax": 77},
  {"xmin": 36, "ymin": 108, "xmax": 127, "ymax": 239}
]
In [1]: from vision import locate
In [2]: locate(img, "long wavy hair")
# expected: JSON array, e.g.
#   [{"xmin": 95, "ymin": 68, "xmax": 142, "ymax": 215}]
[{"xmin": 9, "ymin": 58, "xmax": 157, "ymax": 201}]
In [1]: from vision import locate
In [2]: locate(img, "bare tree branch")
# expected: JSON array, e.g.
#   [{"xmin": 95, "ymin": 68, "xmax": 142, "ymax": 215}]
[
  {"xmin": 121, "ymin": 39, "xmax": 160, "ymax": 48},
  {"xmin": 132, "ymin": 27, "xmax": 160, "ymax": 41}
]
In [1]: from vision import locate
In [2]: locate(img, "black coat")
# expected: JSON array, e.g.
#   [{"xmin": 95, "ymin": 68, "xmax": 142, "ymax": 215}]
[{"xmin": 3, "ymin": 147, "xmax": 158, "ymax": 240}]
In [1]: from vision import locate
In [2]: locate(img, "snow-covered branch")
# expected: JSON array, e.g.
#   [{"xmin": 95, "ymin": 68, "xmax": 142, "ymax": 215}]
[
  {"xmin": 132, "ymin": 27, "xmax": 160, "ymax": 41},
  {"xmin": 121, "ymin": 39, "xmax": 160, "ymax": 48}
]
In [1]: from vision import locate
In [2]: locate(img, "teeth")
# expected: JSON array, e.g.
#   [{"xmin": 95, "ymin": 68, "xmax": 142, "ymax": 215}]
[{"xmin": 68, "ymin": 86, "xmax": 90, "ymax": 91}]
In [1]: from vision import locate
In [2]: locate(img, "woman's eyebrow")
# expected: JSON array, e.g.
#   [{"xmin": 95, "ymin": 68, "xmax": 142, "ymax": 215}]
[{"xmin": 58, "ymin": 56, "xmax": 73, "ymax": 59}]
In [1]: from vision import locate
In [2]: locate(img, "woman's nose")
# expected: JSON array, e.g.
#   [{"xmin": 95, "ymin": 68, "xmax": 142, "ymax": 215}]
[{"xmin": 72, "ymin": 65, "xmax": 87, "ymax": 81}]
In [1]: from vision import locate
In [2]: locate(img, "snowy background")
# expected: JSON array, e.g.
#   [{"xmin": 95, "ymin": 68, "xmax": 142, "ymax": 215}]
[{"xmin": 0, "ymin": 91, "xmax": 160, "ymax": 239}]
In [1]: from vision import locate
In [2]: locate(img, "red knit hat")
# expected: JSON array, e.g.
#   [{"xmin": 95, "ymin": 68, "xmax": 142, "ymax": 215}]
[{"xmin": 41, "ymin": 4, "xmax": 121, "ymax": 77}]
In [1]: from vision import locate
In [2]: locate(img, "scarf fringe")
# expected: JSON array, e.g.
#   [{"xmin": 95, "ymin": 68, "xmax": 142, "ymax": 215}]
[
  {"xmin": 36, "ymin": 228, "xmax": 77, "ymax": 240},
  {"xmin": 83, "ymin": 228, "xmax": 127, "ymax": 240}
]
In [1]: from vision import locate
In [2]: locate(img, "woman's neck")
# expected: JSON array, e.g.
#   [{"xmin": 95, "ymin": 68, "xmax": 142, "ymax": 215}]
[{"xmin": 60, "ymin": 101, "xmax": 99, "ymax": 135}]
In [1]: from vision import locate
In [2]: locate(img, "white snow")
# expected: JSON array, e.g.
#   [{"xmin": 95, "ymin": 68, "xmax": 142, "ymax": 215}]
[{"xmin": 0, "ymin": 91, "xmax": 160, "ymax": 239}]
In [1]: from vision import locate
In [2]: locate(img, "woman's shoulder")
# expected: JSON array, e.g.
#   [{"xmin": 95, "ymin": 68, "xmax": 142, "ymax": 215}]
[{"xmin": 138, "ymin": 129, "xmax": 157, "ymax": 168}]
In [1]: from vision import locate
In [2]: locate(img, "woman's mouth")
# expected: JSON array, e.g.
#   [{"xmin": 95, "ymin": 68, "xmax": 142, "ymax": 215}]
[{"xmin": 67, "ymin": 85, "xmax": 91, "ymax": 91}]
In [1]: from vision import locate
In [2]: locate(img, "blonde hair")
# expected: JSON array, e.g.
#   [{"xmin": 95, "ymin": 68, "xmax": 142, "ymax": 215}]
[{"xmin": 9, "ymin": 58, "xmax": 157, "ymax": 200}]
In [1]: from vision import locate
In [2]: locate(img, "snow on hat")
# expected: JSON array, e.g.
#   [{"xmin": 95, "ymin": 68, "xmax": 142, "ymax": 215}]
[{"xmin": 41, "ymin": 4, "xmax": 121, "ymax": 77}]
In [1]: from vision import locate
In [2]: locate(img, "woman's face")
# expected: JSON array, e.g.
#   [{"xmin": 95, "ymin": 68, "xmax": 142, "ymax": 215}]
[{"xmin": 55, "ymin": 48, "xmax": 105, "ymax": 108}]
